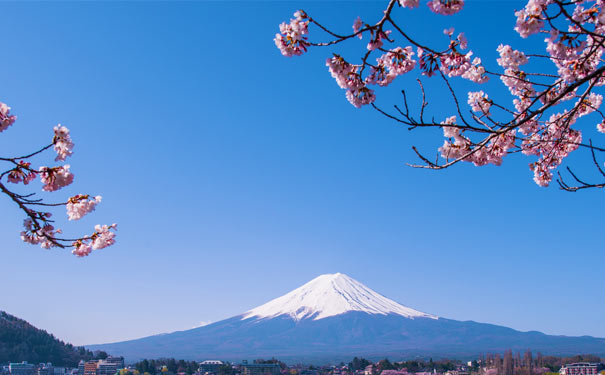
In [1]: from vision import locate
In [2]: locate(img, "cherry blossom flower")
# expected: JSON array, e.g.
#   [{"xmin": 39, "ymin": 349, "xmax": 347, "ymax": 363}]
[
  {"xmin": 514, "ymin": 0, "xmax": 552, "ymax": 38},
  {"xmin": 457, "ymin": 32, "xmax": 468, "ymax": 49},
  {"xmin": 72, "ymin": 240, "xmax": 92, "ymax": 257},
  {"xmin": 467, "ymin": 91, "xmax": 492, "ymax": 115},
  {"xmin": 66, "ymin": 195, "xmax": 102, "ymax": 221},
  {"xmin": 367, "ymin": 47, "xmax": 416, "ymax": 86},
  {"xmin": 39, "ymin": 165, "xmax": 74, "ymax": 192},
  {"xmin": 462, "ymin": 57, "xmax": 489, "ymax": 83},
  {"xmin": 440, "ymin": 51, "xmax": 472, "ymax": 77},
  {"xmin": 20, "ymin": 217, "xmax": 62, "ymax": 249},
  {"xmin": 530, "ymin": 162, "xmax": 553, "ymax": 187},
  {"xmin": 575, "ymin": 93, "xmax": 603, "ymax": 118},
  {"xmin": 496, "ymin": 44, "xmax": 529, "ymax": 69},
  {"xmin": 91, "ymin": 223, "xmax": 117, "ymax": 250},
  {"xmin": 326, "ymin": 55, "xmax": 361, "ymax": 90},
  {"xmin": 7, "ymin": 161, "xmax": 36, "ymax": 185},
  {"xmin": 367, "ymin": 30, "xmax": 391, "ymax": 51},
  {"xmin": 275, "ymin": 11, "xmax": 309, "ymax": 57},
  {"xmin": 353, "ymin": 17, "xmax": 363, "ymax": 39},
  {"xmin": 399, "ymin": 0, "xmax": 419, "ymax": 8},
  {"xmin": 346, "ymin": 86, "xmax": 376, "ymax": 108},
  {"xmin": 427, "ymin": 0, "xmax": 464, "ymax": 15},
  {"xmin": 0, "ymin": 102, "xmax": 16, "ymax": 133},
  {"xmin": 53, "ymin": 124, "xmax": 74, "ymax": 161}
]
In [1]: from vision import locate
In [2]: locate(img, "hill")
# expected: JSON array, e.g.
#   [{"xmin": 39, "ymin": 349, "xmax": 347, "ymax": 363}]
[{"xmin": 0, "ymin": 311, "xmax": 105, "ymax": 366}]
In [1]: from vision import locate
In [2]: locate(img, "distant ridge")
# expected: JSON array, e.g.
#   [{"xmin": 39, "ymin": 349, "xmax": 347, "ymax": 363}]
[
  {"xmin": 0, "ymin": 311, "xmax": 102, "ymax": 366},
  {"xmin": 88, "ymin": 273, "xmax": 605, "ymax": 363}
]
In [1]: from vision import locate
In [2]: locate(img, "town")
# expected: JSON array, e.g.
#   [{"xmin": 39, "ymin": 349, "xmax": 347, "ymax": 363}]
[{"xmin": 1, "ymin": 355, "xmax": 603, "ymax": 375}]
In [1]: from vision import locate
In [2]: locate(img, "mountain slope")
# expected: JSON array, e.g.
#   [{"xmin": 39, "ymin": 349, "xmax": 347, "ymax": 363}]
[
  {"xmin": 242, "ymin": 273, "xmax": 437, "ymax": 321},
  {"xmin": 87, "ymin": 274, "xmax": 605, "ymax": 363},
  {"xmin": 0, "ymin": 311, "xmax": 101, "ymax": 366}
]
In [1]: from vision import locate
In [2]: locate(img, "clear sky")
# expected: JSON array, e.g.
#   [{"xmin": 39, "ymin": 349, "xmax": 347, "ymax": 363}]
[{"xmin": 0, "ymin": 0, "xmax": 602, "ymax": 348}]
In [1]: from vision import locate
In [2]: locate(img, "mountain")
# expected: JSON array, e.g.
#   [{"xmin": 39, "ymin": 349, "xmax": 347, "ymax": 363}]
[
  {"xmin": 88, "ymin": 273, "xmax": 605, "ymax": 363},
  {"xmin": 0, "ymin": 310, "xmax": 104, "ymax": 366}
]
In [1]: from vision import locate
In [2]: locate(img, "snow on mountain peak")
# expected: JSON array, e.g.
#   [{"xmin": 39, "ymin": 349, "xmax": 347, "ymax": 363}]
[{"xmin": 242, "ymin": 273, "xmax": 438, "ymax": 321}]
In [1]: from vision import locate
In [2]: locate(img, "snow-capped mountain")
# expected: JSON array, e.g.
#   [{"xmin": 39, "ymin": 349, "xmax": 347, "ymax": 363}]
[
  {"xmin": 243, "ymin": 273, "xmax": 437, "ymax": 321},
  {"xmin": 88, "ymin": 273, "xmax": 605, "ymax": 363}
]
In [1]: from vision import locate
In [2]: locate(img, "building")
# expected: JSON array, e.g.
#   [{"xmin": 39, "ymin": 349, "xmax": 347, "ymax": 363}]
[
  {"xmin": 104, "ymin": 358, "xmax": 124, "ymax": 370},
  {"xmin": 38, "ymin": 364, "xmax": 54, "ymax": 375},
  {"xmin": 240, "ymin": 362, "xmax": 280, "ymax": 375},
  {"xmin": 83, "ymin": 362, "xmax": 98, "ymax": 375},
  {"xmin": 78, "ymin": 362, "xmax": 86, "ymax": 375},
  {"xmin": 10, "ymin": 362, "xmax": 36, "ymax": 375},
  {"xmin": 199, "ymin": 361, "xmax": 224, "ymax": 374},
  {"xmin": 96, "ymin": 361, "xmax": 117, "ymax": 375},
  {"xmin": 560, "ymin": 364, "xmax": 605, "ymax": 375}
]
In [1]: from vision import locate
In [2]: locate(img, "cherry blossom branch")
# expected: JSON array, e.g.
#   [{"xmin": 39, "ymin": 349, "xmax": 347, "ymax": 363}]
[
  {"xmin": 274, "ymin": 0, "xmax": 605, "ymax": 190},
  {"xmin": 0, "ymin": 104, "xmax": 117, "ymax": 256}
]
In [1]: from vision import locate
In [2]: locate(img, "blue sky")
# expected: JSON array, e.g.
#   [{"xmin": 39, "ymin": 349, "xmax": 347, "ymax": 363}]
[{"xmin": 0, "ymin": 0, "xmax": 603, "ymax": 349}]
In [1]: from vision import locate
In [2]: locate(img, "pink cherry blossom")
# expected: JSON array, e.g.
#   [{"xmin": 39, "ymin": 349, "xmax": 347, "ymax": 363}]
[
  {"xmin": 496, "ymin": 44, "xmax": 528, "ymax": 69},
  {"xmin": 66, "ymin": 194, "xmax": 102, "ymax": 221},
  {"xmin": 457, "ymin": 32, "xmax": 468, "ymax": 49},
  {"xmin": 461, "ymin": 57, "xmax": 489, "ymax": 83},
  {"xmin": 39, "ymin": 165, "xmax": 74, "ymax": 192},
  {"xmin": 72, "ymin": 240, "xmax": 93, "ymax": 257},
  {"xmin": 353, "ymin": 17, "xmax": 363, "ymax": 39},
  {"xmin": 20, "ymin": 218, "xmax": 62, "ymax": 249},
  {"xmin": 399, "ymin": 0, "xmax": 419, "ymax": 8},
  {"xmin": 326, "ymin": 55, "xmax": 360, "ymax": 90},
  {"xmin": 597, "ymin": 120, "xmax": 605, "ymax": 133},
  {"xmin": 0, "ymin": 102, "xmax": 16, "ymax": 133},
  {"xmin": 467, "ymin": 91, "xmax": 492, "ymax": 115},
  {"xmin": 53, "ymin": 124, "xmax": 74, "ymax": 161},
  {"xmin": 367, "ymin": 30, "xmax": 391, "ymax": 51},
  {"xmin": 7, "ymin": 161, "xmax": 36, "ymax": 185},
  {"xmin": 514, "ymin": 0, "xmax": 552, "ymax": 38},
  {"xmin": 366, "ymin": 47, "xmax": 416, "ymax": 86},
  {"xmin": 275, "ymin": 11, "xmax": 309, "ymax": 57},
  {"xmin": 427, "ymin": 0, "xmax": 464, "ymax": 15},
  {"xmin": 346, "ymin": 86, "xmax": 376, "ymax": 108},
  {"xmin": 440, "ymin": 51, "xmax": 472, "ymax": 77},
  {"xmin": 91, "ymin": 223, "xmax": 117, "ymax": 250}
]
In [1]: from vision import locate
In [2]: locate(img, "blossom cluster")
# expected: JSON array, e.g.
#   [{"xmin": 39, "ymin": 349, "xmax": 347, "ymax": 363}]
[
  {"xmin": 367, "ymin": 30, "xmax": 391, "ymax": 51},
  {"xmin": 66, "ymin": 195, "xmax": 102, "ymax": 221},
  {"xmin": 398, "ymin": 0, "xmax": 419, "ymax": 8},
  {"xmin": 71, "ymin": 224, "xmax": 118, "ymax": 257},
  {"xmin": 275, "ymin": 11, "xmax": 309, "ymax": 57},
  {"xmin": 514, "ymin": 0, "xmax": 552, "ymax": 38},
  {"xmin": 7, "ymin": 161, "xmax": 36, "ymax": 185},
  {"xmin": 467, "ymin": 91, "xmax": 492, "ymax": 115},
  {"xmin": 326, "ymin": 55, "xmax": 376, "ymax": 108},
  {"xmin": 439, "ymin": 116, "xmax": 516, "ymax": 167},
  {"xmin": 39, "ymin": 165, "xmax": 74, "ymax": 192},
  {"xmin": 53, "ymin": 125, "xmax": 74, "ymax": 162},
  {"xmin": 20, "ymin": 217, "xmax": 61, "ymax": 249},
  {"xmin": 427, "ymin": 0, "xmax": 465, "ymax": 15},
  {"xmin": 366, "ymin": 47, "xmax": 417, "ymax": 87},
  {"xmin": 0, "ymin": 102, "xmax": 16, "ymax": 133}
]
